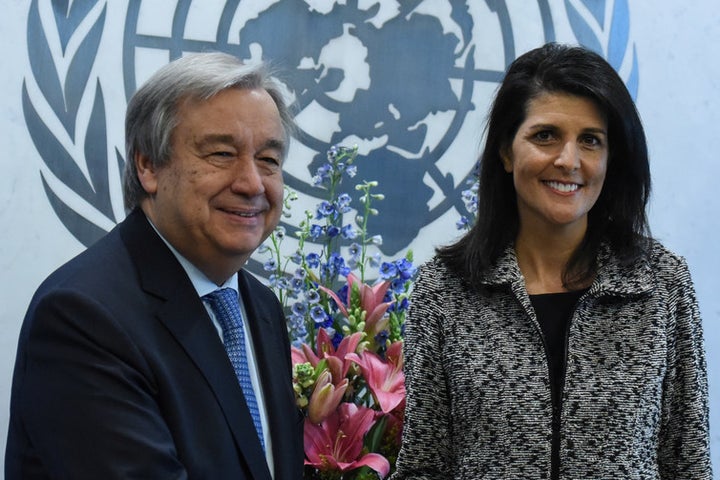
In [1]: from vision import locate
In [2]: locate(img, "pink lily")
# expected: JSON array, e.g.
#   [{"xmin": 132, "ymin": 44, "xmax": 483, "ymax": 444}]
[
  {"xmin": 319, "ymin": 273, "xmax": 393, "ymax": 336},
  {"xmin": 308, "ymin": 370, "xmax": 349, "ymax": 424},
  {"xmin": 291, "ymin": 344, "xmax": 317, "ymax": 367},
  {"xmin": 304, "ymin": 402, "xmax": 391, "ymax": 478},
  {"xmin": 292, "ymin": 329, "xmax": 363, "ymax": 380},
  {"xmin": 347, "ymin": 341, "xmax": 406, "ymax": 414},
  {"xmin": 320, "ymin": 329, "xmax": 362, "ymax": 382}
]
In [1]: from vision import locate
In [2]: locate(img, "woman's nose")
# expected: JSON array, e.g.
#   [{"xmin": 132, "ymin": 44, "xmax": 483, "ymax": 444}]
[{"xmin": 554, "ymin": 141, "xmax": 581, "ymax": 170}]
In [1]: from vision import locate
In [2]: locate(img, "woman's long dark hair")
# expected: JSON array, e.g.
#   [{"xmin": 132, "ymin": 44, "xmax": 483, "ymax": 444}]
[{"xmin": 437, "ymin": 43, "xmax": 651, "ymax": 289}]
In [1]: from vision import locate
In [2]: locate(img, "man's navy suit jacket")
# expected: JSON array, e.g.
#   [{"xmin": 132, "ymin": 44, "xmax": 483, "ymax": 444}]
[{"xmin": 6, "ymin": 208, "xmax": 304, "ymax": 479}]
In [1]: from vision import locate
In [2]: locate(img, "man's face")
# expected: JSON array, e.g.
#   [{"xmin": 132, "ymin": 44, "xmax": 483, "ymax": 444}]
[{"xmin": 137, "ymin": 87, "xmax": 286, "ymax": 284}]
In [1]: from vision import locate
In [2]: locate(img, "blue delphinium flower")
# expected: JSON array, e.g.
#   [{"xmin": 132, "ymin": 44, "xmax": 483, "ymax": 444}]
[
  {"xmin": 306, "ymin": 253, "xmax": 321, "ymax": 268},
  {"xmin": 290, "ymin": 276, "xmax": 305, "ymax": 294},
  {"xmin": 268, "ymin": 273, "xmax": 281, "ymax": 289},
  {"xmin": 457, "ymin": 167, "xmax": 479, "ymax": 230},
  {"xmin": 269, "ymin": 274, "xmax": 290, "ymax": 292},
  {"xmin": 348, "ymin": 243, "xmax": 361, "ymax": 259},
  {"xmin": 290, "ymin": 251, "xmax": 303, "ymax": 265},
  {"xmin": 390, "ymin": 277, "xmax": 406, "ymax": 295},
  {"xmin": 461, "ymin": 185, "xmax": 478, "ymax": 213},
  {"xmin": 397, "ymin": 297, "xmax": 409, "ymax": 312},
  {"xmin": 292, "ymin": 301, "xmax": 308, "ymax": 317},
  {"xmin": 305, "ymin": 289, "xmax": 321, "ymax": 304},
  {"xmin": 320, "ymin": 252, "xmax": 350, "ymax": 283},
  {"xmin": 312, "ymin": 164, "xmax": 332, "ymax": 187},
  {"xmin": 334, "ymin": 254, "xmax": 351, "ymax": 277},
  {"xmin": 310, "ymin": 305, "xmax": 327, "ymax": 323},
  {"xmin": 275, "ymin": 276, "xmax": 290, "ymax": 292},
  {"xmin": 309, "ymin": 224, "xmax": 323, "ymax": 239},
  {"xmin": 340, "ymin": 224, "xmax": 357, "ymax": 239},
  {"xmin": 320, "ymin": 256, "xmax": 339, "ymax": 283},
  {"xmin": 288, "ymin": 312, "xmax": 308, "ymax": 346},
  {"xmin": 331, "ymin": 252, "xmax": 346, "ymax": 270},
  {"xmin": 336, "ymin": 193, "xmax": 352, "ymax": 213},
  {"xmin": 335, "ymin": 284, "xmax": 349, "ymax": 309},
  {"xmin": 383, "ymin": 288, "xmax": 394, "ymax": 303},
  {"xmin": 263, "ymin": 258, "xmax": 277, "ymax": 272},
  {"xmin": 313, "ymin": 307, "xmax": 333, "ymax": 329},
  {"xmin": 331, "ymin": 331, "xmax": 344, "ymax": 350},
  {"xmin": 317, "ymin": 201, "xmax": 336, "ymax": 219},
  {"xmin": 395, "ymin": 258, "xmax": 417, "ymax": 280},
  {"xmin": 379, "ymin": 262, "xmax": 398, "ymax": 280},
  {"xmin": 386, "ymin": 296, "xmax": 409, "ymax": 313},
  {"xmin": 374, "ymin": 330, "xmax": 390, "ymax": 357}
]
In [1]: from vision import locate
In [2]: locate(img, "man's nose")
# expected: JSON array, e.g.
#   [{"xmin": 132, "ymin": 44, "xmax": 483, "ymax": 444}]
[{"xmin": 230, "ymin": 158, "xmax": 265, "ymax": 195}]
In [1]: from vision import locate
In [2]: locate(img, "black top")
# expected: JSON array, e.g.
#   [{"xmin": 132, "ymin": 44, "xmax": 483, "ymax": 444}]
[{"xmin": 530, "ymin": 289, "xmax": 586, "ymax": 480}]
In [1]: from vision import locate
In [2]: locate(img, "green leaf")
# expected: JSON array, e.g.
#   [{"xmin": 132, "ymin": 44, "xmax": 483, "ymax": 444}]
[{"xmin": 363, "ymin": 414, "xmax": 388, "ymax": 453}]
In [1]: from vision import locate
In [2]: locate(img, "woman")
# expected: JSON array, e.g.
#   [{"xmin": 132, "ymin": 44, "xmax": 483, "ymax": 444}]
[{"xmin": 391, "ymin": 43, "xmax": 711, "ymax": 479}]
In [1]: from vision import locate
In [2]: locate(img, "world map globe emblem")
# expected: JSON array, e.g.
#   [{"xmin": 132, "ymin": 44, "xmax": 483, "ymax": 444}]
[
  {"xmin": 123, "ymin": 1, "xmax": 579, "ymax": 258},
  {"xmin": 24, "ymin": 0, "xmax": 637, "ymax": 262}
]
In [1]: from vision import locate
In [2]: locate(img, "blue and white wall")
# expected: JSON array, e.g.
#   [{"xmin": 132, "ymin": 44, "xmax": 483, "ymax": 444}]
[{"xmin": 1, "ymin": 1, "xmax": 719, "ymax": 474}]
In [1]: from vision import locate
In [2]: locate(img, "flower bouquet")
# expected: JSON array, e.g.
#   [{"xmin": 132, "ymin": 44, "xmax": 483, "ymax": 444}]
[{"xmin": 260, "ymin": 145, "xmax": 415, "ymax": 479}]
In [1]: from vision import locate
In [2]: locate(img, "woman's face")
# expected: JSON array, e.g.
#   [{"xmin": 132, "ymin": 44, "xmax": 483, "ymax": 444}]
[{"xmin": 502, "ymin": 92, "xmax": 608, "ymax": 236}]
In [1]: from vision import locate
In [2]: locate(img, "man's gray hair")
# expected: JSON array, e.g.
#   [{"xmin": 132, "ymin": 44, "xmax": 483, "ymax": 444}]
[{"xmin": 122, "ymin": 52, "xmax": 295, "ymax": 211}]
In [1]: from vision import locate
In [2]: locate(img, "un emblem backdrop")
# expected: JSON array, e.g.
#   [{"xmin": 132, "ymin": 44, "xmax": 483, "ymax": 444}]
[
  {"xmin": 2, "ymin": 0, "xmax": 720, "ymax": 475},
  {"xmin": 22, "ymin": 0, "xmax": 639, "ymax": 262}
]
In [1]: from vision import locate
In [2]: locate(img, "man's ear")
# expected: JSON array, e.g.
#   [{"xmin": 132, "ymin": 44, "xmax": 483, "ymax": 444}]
[{"xmin": 135, "ymin": 153, "xmax": 159, "ymax": 195}]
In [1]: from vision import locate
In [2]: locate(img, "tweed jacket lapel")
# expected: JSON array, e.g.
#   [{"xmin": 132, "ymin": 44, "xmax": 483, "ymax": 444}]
[{"xmin": 479, "ymin": 242, "xmax": 653, "ymax": 298}]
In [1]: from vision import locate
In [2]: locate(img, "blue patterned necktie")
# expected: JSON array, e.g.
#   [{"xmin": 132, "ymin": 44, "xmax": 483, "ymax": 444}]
[{"xmin": 203, "ymin": 288, "xmax": 265, "ymax": 451}]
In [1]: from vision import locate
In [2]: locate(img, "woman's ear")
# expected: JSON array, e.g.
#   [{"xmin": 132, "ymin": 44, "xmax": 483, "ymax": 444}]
[
  {"xmin": 135, "ymin": 153, "xmax": 159, "ymax": 195},
  {"xmin": 500, "ymin": 147, "xmax": 513, "ymax": 173}
]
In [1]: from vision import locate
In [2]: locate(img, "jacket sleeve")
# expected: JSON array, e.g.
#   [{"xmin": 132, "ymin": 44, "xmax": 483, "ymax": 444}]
[
  {"xmin": 658, "ymin": 257, "xmax": 712, "ymax": 479},
  {"xmin": 8, "ymin": 289, "xmax": 189, "ymax": 480},
  {"xmin": 391, "ymin": 264, "xmax": 455, "ymax": 479}
]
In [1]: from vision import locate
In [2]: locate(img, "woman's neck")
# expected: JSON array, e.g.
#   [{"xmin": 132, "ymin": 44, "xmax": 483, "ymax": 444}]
[{"xmin": 514, "ymin": 222, "xmax": 587, "ymax": 295}]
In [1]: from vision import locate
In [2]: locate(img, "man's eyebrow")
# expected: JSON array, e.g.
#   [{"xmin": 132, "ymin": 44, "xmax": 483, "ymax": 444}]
[
  {"xmin": 194, "ymin": 134, "xmax": 235, "ymax": 147},
  {"xmin": 263, "ymin": 138, "xmax": 286, "ymax": 154},
  {"xmin": 194, "ymin": 135, "xmax": 286, "ymax": 153}
]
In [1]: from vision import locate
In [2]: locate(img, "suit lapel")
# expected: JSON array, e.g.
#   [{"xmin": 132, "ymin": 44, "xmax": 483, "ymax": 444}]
[
  {"xmin": 120, "ymin": 209, "xmax": 272, "ymax": 480},
  {"xmin": 239, "ymin": 271, "xmax": 300, "ymax": 480}
]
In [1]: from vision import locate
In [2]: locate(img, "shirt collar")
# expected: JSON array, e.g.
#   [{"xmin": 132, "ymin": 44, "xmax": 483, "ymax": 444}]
[{"xmin": 145, "ymin": 215, "xmax": 238, "ymax": 298}]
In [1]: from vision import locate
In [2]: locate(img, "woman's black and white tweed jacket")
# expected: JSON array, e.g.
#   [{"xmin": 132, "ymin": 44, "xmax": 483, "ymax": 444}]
[{"xmin": 392, "ymin": 240, "xmax": 711, "ymax": 479}]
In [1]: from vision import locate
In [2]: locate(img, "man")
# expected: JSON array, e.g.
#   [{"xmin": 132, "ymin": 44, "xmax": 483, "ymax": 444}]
[{"xmin": 6, "ymin": 52, "xmax": 303, "ymax": 479}]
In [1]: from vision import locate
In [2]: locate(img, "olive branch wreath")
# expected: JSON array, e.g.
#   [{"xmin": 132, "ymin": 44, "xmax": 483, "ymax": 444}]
[
  {"xmin": 565, "ymin": 0, "xmax": 639, "ymax": 98},
  {"xmin": 23, "ymin": 0, "xmax": 121, "ymax": 247},
  {"xmin": 22, "ymin": 0, "xmax": 637, "ymax": 249}
]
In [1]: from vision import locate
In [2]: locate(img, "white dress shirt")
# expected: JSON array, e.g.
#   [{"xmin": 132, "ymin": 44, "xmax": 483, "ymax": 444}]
[{"xmin": 148, "ymin": 220, "xmax": 275, "ymax": 476}]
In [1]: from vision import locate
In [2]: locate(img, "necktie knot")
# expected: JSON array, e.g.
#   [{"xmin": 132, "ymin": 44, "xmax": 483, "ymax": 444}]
[
  {"xmin": 203, "ymin": 288, "xmax": 242, "ymax": 334},
  {"xmin": 203, "ymin": 287, "xmax": 265, "ymax": 451}
]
